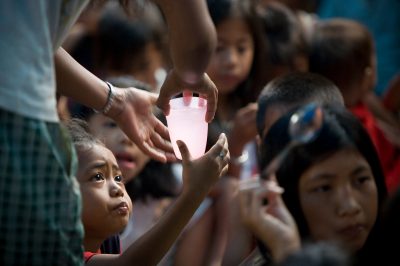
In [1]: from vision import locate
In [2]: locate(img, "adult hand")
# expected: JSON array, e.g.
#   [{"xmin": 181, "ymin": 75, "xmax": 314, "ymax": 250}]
[
  {"xmin": 238, "ymin": 177, "xmax": 300, "ymax": 263},
  {"xmin": 108, "ymin": 87, "xmax": 175, "ymax": 163},
  {"xmin": 156, "ymin": 69, "xmax": 218, "ymax": 123}
]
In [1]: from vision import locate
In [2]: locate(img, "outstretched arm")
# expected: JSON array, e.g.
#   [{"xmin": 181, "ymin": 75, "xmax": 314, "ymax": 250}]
[
  {"xmin": 55, "ymin": 48, "xmax": 174, "ymax": 162},
  {"xmin": 87, "ymin": 134, "xmax": 230, "ymax": 266}
]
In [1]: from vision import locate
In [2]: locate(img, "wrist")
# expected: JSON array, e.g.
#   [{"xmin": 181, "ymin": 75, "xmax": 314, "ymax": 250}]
[{"xmin": 100, "ymin": 83, "xmax": 125, "ymax": 119}]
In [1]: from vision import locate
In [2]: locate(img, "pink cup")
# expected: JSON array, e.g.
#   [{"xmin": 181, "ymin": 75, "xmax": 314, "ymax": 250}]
[{"xmin": 166, "ymin": 96, "xmax": 208, "ymax": 159}]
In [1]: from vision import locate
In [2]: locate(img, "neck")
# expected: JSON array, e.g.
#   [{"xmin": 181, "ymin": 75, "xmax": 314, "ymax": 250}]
[{"xmin": 84, "ymin": 235, "xmax": 106, "ymax": 252}]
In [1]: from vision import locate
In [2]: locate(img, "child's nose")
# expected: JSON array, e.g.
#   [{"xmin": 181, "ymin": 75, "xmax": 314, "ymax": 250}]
[
  {"xmin": 119, "ymin": 131, "xmax": 133, "ymax": 146},
  {"xmin": 222, "ymin": 49, "xmax": 239, "ymax": 66},
  {"xmin": 335, "ymin": 186, "xmax": 361, "ymax": 217},
  {"xmin": 110, "ymin": 183, "xmax": 124, "ymax": 197}
]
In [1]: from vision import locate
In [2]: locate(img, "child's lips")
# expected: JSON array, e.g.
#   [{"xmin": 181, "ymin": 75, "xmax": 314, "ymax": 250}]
[
  {"xmin": 116, "ymin": 154, "xmax": 137, "ymax": 169},
  {"xmin": 114, "ymin": 202, "xmax": 129, "ymax": 215},
  {"xmin": 117, "ymin": 158, "xmax": 137, "ymax": 170}
]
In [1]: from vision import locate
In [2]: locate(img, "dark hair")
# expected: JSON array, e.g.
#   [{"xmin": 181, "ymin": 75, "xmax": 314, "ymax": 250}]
[
  {"xmin": 258, "ymin": 105, "xmax": 387, "ymax": 261},
  {"xmin": 96, "ymin": 12, "xmax": 155, "ymax": 75},
  {"xmin": 69, "ymin": 76, "xmax": 151, "ymax": 121},
  {"xmin": 125, "ymin": 160, "xmax": 179, "ymax": 201},
  {"xmin": 375, "ymin": 186, "xmax": 400, "ymax": 266},
  {"xmin": 309, "ymin": 19, "xmax": 374, "ymax": 92},
  {"xmin": 259, "ymin": 2, "xmax": 308, "ymax": 72},
  {"xmin": 65, "ymin": 118, "xmax": 105, "ymax": 151},
  {"xmin": 256, "ymin": 72, "xmax": 344, "ymax": 136},
  {"xmin": 207, "ymin": 0, "xmax": 267, "ymax": 104}
]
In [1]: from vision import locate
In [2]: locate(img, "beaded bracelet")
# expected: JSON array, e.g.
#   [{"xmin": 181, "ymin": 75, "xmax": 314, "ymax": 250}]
[{"xmin": 96, "ymin": 82, "xmax": 114, "ymax": 115}]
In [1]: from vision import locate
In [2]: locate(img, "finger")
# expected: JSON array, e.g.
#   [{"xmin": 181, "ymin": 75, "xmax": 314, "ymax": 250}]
[
  {"xmin": 177, "ymin": 139, "xmax": 192, "ymax": 163},
  {"xmin": 208, "ymin": 133, "xmax": 227, "ymax": 157},
  {"xmin": 205, "ymin": 87, "xmax": 218, "ymax": 123},
  {"xmin": 153, "ymin": 119, "xmax": 173, "ymax": 153},
  {"xmin": 220, "ymin": 164, "xmax": 229, "ymax": 177},
  {"xmin": 183, "ymin": 90, "xmax": 193, "ymax": 105},
  {"xmin": 150, "ymin": 131, "xmax": 173, "ymax": 156},
  {"xmin": 156, "ymin": 91, "xmax": 171, "ymax": 117},
  {"xmin": 139, "ymin": 141, "xmax": 167, "ymax": 163}
]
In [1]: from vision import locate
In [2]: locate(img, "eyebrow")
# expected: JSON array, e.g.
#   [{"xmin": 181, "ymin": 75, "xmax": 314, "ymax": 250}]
[{"xmin": 308, "ymin": 164, "xmax": 371, "ymax": 181}]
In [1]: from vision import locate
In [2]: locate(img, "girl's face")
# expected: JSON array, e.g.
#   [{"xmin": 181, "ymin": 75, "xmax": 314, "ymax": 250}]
[
  {"xmin": 298, "ymin": 148, "xmax": 378, "ymax": 252},
  {"xmin": 77, "ymin": 144, "xmax": 133, "ymax": 240},
  {"xmin": 206, "ymin": 17, "xmax": 254, "ymax": 95},
  {"xmin": 88, "ymin": 114, "xmax": 150, "ymax": 183}
]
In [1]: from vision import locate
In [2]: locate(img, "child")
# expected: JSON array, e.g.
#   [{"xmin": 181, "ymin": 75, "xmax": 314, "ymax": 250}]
[
  {"xmin": 66, "ymin": 118, "xmax": 229, "ymax": 264},
  {"xmin": 70, "ymin": 77, "xmax": 179, "ymax": 255},
  {"xmin": 258, "ymin": 1, "xmax": 309, "ymax": 82},
  {"xmin": 241, "ymin": 105, "xmax": 387, "ymax": 265},
  {"xmin": 94, "ymin": 9, "xmax": 166, "ymax": 91},
  {"xmin": 256, "ymin": 72, "xmax": 344, "ymax": 138},
  {"xmin": 309, "ymin": 18, "xmax": 400, "ymax": 193}
]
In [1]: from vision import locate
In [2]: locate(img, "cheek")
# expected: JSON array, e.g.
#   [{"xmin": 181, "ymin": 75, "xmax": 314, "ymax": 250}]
[
  {"xmin": 300, "ymin": 194, "xmax": 333, "ymax": 240},
  {"xmin": 241, "ymin": 51, "xmax": 254, "ymax": 75},
  {"xmin": 363, "ymin": 183, "xmax": 379, "ymax": 226}
]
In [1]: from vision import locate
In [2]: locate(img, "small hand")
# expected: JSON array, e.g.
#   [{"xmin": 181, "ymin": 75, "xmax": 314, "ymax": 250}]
[
  {"xmin": 238, "ymin": 176, "xmax": 300, "ymax": 263},
  {"xmin": 177, "ymin": 133, "xmax": 230, "ymax": 197},
  {"xmin": 109, "ymin": 87, "xmax": 175, "ymax": 163},
  {"xmin": 156, "ymin": 69, "xmax": 218, "ymax": 123},
  {"xmin": 228, "ymin": 103, "xmax": 258, "ymax": 154}
]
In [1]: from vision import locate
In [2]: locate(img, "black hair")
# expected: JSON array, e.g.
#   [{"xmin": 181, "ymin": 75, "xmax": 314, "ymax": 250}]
[
  {"xmin": 259, "ymin": 2, "xmax": 308, "ymax": 71},
  {"xmin": 256, "ymin": 72, "xmax": 344, "ymax": 136},
  {"xmin": 258, "ymin": 105, "xmax": 387, "ymax": 262},
  {"xmin": 125, "ymin": 160, "xmax": 179, "ymax": 201},
  {"xmin": 207, "ymin": 0, "xmax": 267, "ymax": 104},
  {"xmin": 65, "ymin": 118, "xmax": 105, "ymax": 152},
  {"xmin": 95, "ymin": 12, "xmax": 155, "ymax": 75},
  {"xmin": 309, "ymin": 19, "xmax": 374, "ymax": 92}
]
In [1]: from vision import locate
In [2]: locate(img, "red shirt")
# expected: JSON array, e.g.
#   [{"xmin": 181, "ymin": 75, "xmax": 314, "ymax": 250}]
[
  {"xmin": 350, "ymin": 103, "xmax": 400, "ymax": 193},
  {"xmin": 84, "ymin": 250, "xmax": 101, "ymax": 263}
]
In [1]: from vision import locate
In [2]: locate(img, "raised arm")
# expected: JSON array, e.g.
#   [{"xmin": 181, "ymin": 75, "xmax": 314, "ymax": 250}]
[
  {"xmin": 154, "ymin": 0, "xmax": 218, "ymax": 122},
  {"xmin": 87, "ymin": 134, "xmax": 229, "ymax": 266}
]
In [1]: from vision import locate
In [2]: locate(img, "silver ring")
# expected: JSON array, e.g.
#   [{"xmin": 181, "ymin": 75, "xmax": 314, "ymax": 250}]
[{"xmin": 219, "ymin": 151, "xmax": 225, "ymax": 159}]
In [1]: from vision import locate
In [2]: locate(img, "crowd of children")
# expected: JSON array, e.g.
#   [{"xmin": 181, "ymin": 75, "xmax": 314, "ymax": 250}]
[{"xmin": 1, "ymin": 0, "xmax": 400, "ymax": 265}]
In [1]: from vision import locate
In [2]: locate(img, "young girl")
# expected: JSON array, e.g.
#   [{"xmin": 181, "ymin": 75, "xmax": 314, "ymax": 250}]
[
  {"xmin": 240, "ymin": 105, "xmax": 388, "ymax": 265},
  {"xmin": 70, "ymin": 77, "xmax": 179, "ymax": 255},
  {"xmin": 174, "ymin": 1, "xmax": 267, "ymax": 264},
  {"xmin": 66, "ymin": 118, "xmax": 229, "ymax": 265}
]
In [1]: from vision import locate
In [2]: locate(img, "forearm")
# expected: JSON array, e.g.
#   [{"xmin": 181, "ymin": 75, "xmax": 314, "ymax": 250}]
[
  {"xmin": 118, "ymin": 190, "xmax": 207, "ymax": 265},
  {"xmin": 54, "ymin": 47, "xmax": 109, "ymax": 111},
  {"xmin": 153, "ymin": 0, "xmax": 217, "ymax": 84}
]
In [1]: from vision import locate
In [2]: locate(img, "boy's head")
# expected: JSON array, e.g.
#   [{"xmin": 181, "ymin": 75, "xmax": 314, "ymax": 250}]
[
  {"xmin": 309, "ymin": 19, "xmax": 376, "ymax": 107},
  {"xmin": 256, "ymin": 72, "xmax": 344, "ymax": 137},
  {"xmin": 66, "ymin": 119, "xmax": 132, "ymax": 244}
]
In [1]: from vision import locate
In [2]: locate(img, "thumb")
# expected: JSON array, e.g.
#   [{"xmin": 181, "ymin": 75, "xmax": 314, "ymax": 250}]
[
  {"xmin": 156, "ymin": 82, "xmax": 172, "ymax": 116},
  {"xmin": 177, "ymin": 140, "xmax": 192, "ymax": 162}
]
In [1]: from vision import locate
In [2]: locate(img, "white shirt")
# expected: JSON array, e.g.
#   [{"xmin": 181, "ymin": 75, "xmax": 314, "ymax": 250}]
[{"xmin": 0, "ymin": 0, "xmax": 88, "ymax": 121}]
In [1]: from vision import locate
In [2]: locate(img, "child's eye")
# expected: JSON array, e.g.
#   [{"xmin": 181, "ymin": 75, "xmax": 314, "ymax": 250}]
[
  {"xmin": 90, "ymin": 173, "xmax": 104, "ymax": 182},
  {"xmin": 312, "ymin": 184, "xmax": 331, "ymax": 193},
  {"xmin": 103, "ymin": 121, "xmax": 117, "ymax": 128},
  {"xmin": 355, "ymin": 176, "xmax": 372, "ymax": 185},
  {"xmin": 114, "ymin": 175, "xmax": 124, "ymax": 183}
]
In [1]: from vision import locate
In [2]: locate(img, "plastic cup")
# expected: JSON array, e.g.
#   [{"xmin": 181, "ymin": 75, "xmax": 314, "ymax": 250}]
[{"xmin": 166, "ymin": 96, "xmax": 208, "ymax": 159}]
